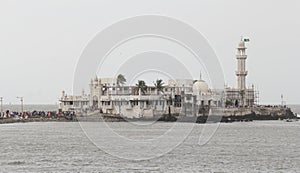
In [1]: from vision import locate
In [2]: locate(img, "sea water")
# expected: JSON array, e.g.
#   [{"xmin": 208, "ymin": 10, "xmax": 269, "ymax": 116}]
[{"xmin": 0, "ymin": 120, "xmax": 300, "ymax": 172}]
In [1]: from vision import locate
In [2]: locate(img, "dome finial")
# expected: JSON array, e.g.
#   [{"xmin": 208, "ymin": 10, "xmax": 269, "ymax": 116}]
[{"xmin": 199, "ymin": 70, "xmax": 202, "ymax": 80}]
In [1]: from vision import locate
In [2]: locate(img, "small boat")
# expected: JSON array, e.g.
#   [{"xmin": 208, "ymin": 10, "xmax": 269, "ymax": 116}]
[{"xmin": 285, "ymin": 119, "xmax": 297, "ymax": 122}]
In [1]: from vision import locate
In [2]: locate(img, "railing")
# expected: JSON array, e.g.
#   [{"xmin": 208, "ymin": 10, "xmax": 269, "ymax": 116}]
[{"xmin": 236, "ymin": 54, "xmax": 247, "ymax": 59}]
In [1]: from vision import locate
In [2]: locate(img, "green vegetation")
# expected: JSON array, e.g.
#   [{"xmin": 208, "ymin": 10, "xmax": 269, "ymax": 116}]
[
  {"xmin": 135, "ymin": 80, "xmax": 147, "ymax": 95},
  {"xmin": 225, "ymin": 100, "xmax": 233, "ymax": 106},
  {"xmin": 154, "ymin": 79, "xmax": 164, "ymax": 94},
  {"xmin": 117, "ymin": 74, "xmax": 126, "ymax": 86}
]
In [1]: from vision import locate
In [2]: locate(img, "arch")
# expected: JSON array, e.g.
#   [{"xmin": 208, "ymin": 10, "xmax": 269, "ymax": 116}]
[{"xmin": 235, "ymin": 100, "xmax": 239, "ymax": 107}]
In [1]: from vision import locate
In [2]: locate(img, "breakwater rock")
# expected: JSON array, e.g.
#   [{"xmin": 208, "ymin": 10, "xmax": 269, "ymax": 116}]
[{"xmin": 157, "ymin": 107, "xmax": 296, "ymax": 123}]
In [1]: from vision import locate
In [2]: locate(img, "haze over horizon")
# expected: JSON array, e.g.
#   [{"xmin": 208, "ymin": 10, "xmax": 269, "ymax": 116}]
[{"xmin": 0, "ymin": 0, "xmax": 299, "ymax": 105}]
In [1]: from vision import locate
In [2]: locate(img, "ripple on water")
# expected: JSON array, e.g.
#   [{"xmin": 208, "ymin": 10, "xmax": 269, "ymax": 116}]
[
  {"xmin": 7, "ymin": 161, "xmax": 26, "ymax": 165},
  {"xmin": 0, "ymin": 121, "xmax": 299, "ymax": 172}
]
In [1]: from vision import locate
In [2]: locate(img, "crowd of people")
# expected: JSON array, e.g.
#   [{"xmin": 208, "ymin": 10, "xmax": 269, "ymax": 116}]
[{"xmin": 0, "ymin": 110, "xmax": 75, "ymax": 120}]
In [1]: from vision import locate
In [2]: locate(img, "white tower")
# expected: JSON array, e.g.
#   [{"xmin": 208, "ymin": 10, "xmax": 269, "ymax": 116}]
[{"xmin": 236, "ymin": 38, "xmax": 248, "ymax": 91}]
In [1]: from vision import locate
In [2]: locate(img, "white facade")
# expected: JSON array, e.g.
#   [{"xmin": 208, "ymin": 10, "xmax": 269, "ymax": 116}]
[
  {"xmin": 85, "ymin": 78, "xmax": 223, "ymax": 118},
  {"xmin": 59, "ymin": 90, "xmax": 89, "ymax": 113},
  {"xmin": 59, "ymin": 38, "xmax": 257, "ymax": 115}
]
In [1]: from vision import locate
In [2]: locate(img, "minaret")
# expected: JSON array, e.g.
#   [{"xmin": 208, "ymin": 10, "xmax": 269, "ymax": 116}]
[{"xmin": 236, "ymin": 37, "xmax": 248, "ymax": 91}]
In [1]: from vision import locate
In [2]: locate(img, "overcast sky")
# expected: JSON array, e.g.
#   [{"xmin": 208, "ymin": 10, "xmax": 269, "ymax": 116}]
[{"xmin": 0, "ymin": 0, "xmax": 299, "ymax": 104}]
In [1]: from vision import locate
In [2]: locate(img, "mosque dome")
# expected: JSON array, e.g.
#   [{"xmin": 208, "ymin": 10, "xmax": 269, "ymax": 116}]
[{"xmin": 193, "ymin": 80, "xmax": 209, "ymax": 95}]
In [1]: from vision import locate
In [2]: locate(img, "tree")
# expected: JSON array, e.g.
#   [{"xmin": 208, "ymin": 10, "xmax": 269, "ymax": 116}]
[
  {"xmin": 117, "ymin": 74, "xmax": 126, "ymax": 86},
  {"xmin": 154, "ymin": 79, "xmax": 164, "ymax": 94},
  {"xmin": 135, "ymin": 80, "xmax": 147, "ymax": 95},
  {"xmin": 225, "ymin": 100, "xmax": 233, "ymax": 107}
]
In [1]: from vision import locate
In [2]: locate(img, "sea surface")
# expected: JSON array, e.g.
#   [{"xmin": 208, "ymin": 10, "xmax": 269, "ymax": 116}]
[
  {"xmin": 1, "ymin": 104, "xmax": 300, "ymax": 172},
  {"xmin": 1, "ymin": 120, "xmax": 300, "ymax": 172}
]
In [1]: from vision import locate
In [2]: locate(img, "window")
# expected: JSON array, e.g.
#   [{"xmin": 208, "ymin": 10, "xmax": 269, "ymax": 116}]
[{"xmin": 174, "ymin": 95, "xmax": 182, "ymax": 107}]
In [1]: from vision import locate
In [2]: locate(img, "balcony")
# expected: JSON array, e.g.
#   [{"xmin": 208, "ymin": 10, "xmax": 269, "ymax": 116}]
[
  {"xmin": 236, "ymin": 71, "xmax": 248, "ymax": 75},
  {"xmin": 236, "ymin": 55, "xmax": 247, "ymax": 59}
]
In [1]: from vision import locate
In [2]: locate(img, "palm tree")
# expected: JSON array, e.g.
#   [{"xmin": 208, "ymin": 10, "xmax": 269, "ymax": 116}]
[
  {"xmin": 154, "ymin": 79, "xmax": 164, "ymax": 94},
  {"xmin": 117, "ymin": 74, "xmax": 126, "ymax": 86},
  {"xmin": 135, "ymin": 80, "xmax": 147, "ymax": 95}
]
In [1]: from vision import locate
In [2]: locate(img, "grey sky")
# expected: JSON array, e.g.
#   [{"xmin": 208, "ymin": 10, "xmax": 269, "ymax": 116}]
[{"xmin": 0, "ymin": 0, "xmax": 299, "ymax": 104}]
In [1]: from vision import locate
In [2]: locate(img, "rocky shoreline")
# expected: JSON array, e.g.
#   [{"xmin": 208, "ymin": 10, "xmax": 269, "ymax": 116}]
[
  {"xmin": 0, "ymin": 117, "xmax": 76, "ymax": 124},
  {"xmin": 76, "ymin": 110, "xmax": 298, "ymax": 124},
  {"xmin": 1, "ymin": 108, "xmax": 297, "ymax": 124},
  {"xmin": 159, "ymin": 107, "xmax": 297, "ymax": 123}
]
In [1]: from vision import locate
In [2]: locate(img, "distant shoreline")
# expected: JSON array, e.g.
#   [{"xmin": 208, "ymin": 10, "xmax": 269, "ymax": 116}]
[
  {"xmin": 2, "ymin": 110, "xmax": 298, "ymax": 125},
  {"xmin": 0, "ymin": 117, "xmax": 74, "ymax": 124}
]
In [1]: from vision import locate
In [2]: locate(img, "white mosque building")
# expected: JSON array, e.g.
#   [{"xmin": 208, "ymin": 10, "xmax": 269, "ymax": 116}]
[{"xmin": 59, "ymin": 38, "xmax": 257, "ymax": 118}]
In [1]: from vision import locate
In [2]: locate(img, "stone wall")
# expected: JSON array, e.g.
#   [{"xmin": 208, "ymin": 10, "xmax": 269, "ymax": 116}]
[{"xmin": 222, "ymin": 107, "xmax": 294, "ymax": 117}]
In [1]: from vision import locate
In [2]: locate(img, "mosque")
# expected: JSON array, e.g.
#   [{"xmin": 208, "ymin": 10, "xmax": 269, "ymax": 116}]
[{"xmin": 59, "ymin": 38, "xmax": 257, "ymax": 118}]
